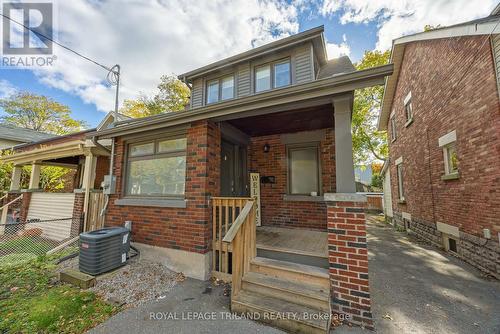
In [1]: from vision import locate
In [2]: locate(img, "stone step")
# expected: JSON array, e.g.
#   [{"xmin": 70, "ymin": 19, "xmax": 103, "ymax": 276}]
[
  {"xmin": 250, "ymin": 256, "xmax": 330, "ymax": 289},
  {"xmin": 242, "ymin": 271, "xmax": 330, "ymax": 312},
  {"xmin": 232, "ymin": 290, "xmax": 330, "ymax": 334}
]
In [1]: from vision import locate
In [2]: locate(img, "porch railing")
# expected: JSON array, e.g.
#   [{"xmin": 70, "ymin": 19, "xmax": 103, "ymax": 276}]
[
  {"xmin": 0, "ymin": 194, "xmax": 23, "ymax": 235},
  {"xmin": 211, "ymin": 197, "xmax": 252, "ymax": 281},
  {"xmin": 222, "ymin": 199, "xmax": 256, "ymax": 297}
]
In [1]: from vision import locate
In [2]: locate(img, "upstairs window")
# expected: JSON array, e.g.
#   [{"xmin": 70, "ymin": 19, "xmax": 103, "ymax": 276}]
[
  {"xmin": 404, "ymin": 92, "xmax": 413, "ymax": 126},
  {"xmin": 255, "ymin": 58, "xmax": 291, "ymax": 93},
  {"xmin": 395, "ymin": 157, "xmax": 404, "ymax": 202},
  {"xmin": 390, "ymin": 116, "xmax": 397, "ymax": 141},
  {"xmin": 206, "ymin": 75, "xmax": 234, "ymax": 104},
  {"xmin": 438, "ymin": 130, "xmax": 459, "ymax": 179},
  {"xmin": 444, "ymin": 143, "xmax": 458, "ymax": 175},
  {"xmin": 274, "ymin": 60, "xmax": 291, "ymax": 88},
  {"xmin": 206, "ymin": 80, "xmax": 219, "ymax": 104},
  {"xmin": 255, "ymin": 65, "xmax": 271, "ymax": 92}
]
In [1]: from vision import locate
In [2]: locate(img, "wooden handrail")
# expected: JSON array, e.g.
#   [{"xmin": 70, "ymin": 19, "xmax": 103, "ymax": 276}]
[
  {"xmin": 222, "ymin": 200, "xmax": 254, "ymax": 243},
  {"xmin": 222, "ymin": 199, "xmax": 256, "ymax": 297},
  {"xmin": 0, "ymin": 194, "xmax": 22, "ymax": 211}
]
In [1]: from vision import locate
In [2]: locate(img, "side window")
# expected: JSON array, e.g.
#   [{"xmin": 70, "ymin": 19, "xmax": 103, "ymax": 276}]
[
  {"xmin": 395, "ymin": 157, "xmax": 404, "ymax": 201},
  {"xmin": 255, "ymin": 58, "xmax": 291, "ymax": 93},
  {"xmin": 390, "ymin": 115, "xmax": 397, "ymax": 141},
  {"xmin": 404, "ymin": 92, "xmax": 413, "ymax": 126},
  {"xmin": 438, "ymin": 130, "xmax": 459, "ymax": 179}
]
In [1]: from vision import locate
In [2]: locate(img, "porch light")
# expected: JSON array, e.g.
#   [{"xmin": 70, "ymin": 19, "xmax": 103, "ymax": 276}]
[{"xmin": 263, "ymin": 143, "xmax": 270, "ymax": 153}]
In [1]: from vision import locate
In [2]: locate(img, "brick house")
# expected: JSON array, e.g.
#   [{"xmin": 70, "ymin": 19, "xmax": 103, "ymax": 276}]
[
  {"xmin": 2, "ymin": 27, "xmax": 393, "ymax": 332},
  {"xmin": 379, "ymin": 12, "xmax": 500, "ymax": 279},
  {"xmin": 88, "ymin": 26, "xmax": 393, "ymax": 332}
]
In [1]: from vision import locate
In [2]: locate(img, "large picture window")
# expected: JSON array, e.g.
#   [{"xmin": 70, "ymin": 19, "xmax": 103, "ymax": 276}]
[
  {"xmin": 287, "ymin": 143, "xmax": 320, "ymax": 195},
  {"xmin": 126, "ymin": 137, "xmax": 187, "ymax": 197}
]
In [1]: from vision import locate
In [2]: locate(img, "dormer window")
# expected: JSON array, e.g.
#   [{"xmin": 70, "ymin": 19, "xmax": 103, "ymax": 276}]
[
  {"xmin": 206, "ymin": 75, "xmax": 234, "ymax": 104},
  {"xmin": 255, "ymin": 58, "xmax": 291, "ymax": 93}
]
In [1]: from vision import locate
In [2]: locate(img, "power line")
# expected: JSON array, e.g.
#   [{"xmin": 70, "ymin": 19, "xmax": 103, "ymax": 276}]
[{"xmin": 0, "ymin": 13, "xmax": 117, "ymax": 75}]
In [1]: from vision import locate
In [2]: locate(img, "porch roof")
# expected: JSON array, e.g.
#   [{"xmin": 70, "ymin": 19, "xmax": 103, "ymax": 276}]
[
  {"xmin": 1, "ymin": 139, "xmax": 109, "ymax": 165},
  {"xmin": 91, "ymin": 63, "xmax": 394, "ymax": 139}
]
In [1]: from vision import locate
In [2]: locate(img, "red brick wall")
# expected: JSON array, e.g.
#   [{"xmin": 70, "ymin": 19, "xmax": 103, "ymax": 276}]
[
  {"xmin": 387, "ymin": 36, "xmax": 500, "ymax": 241},
  {"xmin": 94, "ymin": 156, "xmax": 109, "ymax": 189},
  {"xmin": 328, "ymin": 200, "xmax": 372, "ymax": 330},
  {"xmin": 105, "ymin": 121, "xmax": 220, "ymax": 254},
  {"xmin": 249, "ymin": 129, "xmax": 335, "ymax": 231}
]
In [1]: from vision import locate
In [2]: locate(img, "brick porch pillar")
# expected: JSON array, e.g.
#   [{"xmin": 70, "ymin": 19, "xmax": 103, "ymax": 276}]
[{"xmin": 325, "ymin": 193, "xmax": 373, "ymax": 330}]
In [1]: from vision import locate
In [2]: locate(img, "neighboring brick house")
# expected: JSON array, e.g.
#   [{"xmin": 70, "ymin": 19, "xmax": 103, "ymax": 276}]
[
  {"xmin": 90, "ymin": 26, "xmax": 393, "ymax": 332},
  {"xmin": 379, "ymin": 13, "xmax": 500, "ymax": 278}
]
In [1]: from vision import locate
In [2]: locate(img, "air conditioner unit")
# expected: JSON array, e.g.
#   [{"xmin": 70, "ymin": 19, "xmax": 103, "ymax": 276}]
[{"xmin": 79, "ymin": 227, "xmax": 130, "ymax": 275}]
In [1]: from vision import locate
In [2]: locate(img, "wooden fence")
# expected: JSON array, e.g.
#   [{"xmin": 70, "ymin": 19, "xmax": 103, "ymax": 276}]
[{"xmin": 86, "ymin": 192, "xmax": 106, "ymax": 232}]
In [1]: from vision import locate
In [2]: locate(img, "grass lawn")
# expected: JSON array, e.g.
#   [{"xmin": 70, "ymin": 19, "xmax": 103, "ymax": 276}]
[{"xmin": 0, "ymin": 252, "xmax": 121, "ymax": 333}]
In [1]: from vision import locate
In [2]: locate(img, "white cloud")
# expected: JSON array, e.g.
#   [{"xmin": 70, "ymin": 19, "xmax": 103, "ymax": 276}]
[
  {"xmin": 0, "ymin": 80, "xmax": 18, "ymax": 99},
  {"xmin": 30, "ymin": 0, "xmax": 300, "ymax": 112},
  {"xmin": 320, "ymin": 0, "xmax": 497, "ymax": 50},
  {"xmin": 326, "ymin": 33, "xmax": 351, "ymax": 59}
]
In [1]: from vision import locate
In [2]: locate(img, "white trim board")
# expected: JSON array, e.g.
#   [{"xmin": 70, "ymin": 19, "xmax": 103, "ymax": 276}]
[
  {"xmin": 438, "ymin": 130, "xmax": 457, "ymax": 147},
  {"xmin": 436, "ymin": 221, "xmax": 460, "ymax": 238}
]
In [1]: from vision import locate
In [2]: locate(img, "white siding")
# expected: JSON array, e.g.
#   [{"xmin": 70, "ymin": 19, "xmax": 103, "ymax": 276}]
[
  {"xmin": 383, "ymin": 168, "xmax": 393, "ymax": 218},
  {"xmin": 27, "ymin": 193, "xmax": 75, "ymax": 241}
]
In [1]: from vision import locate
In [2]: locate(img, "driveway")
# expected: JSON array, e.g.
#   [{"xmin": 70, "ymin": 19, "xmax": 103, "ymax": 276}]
[
  {"xmin": 89, "ymin": 216, "xmax": 500, "ymax": 334},
  {"xmin": 367, "ymin": 215, "xmax": 500, "ymax": 334}
]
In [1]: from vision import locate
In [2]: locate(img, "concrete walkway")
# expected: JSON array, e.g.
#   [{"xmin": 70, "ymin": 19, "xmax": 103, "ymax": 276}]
[
  {"xmin": 89, "ymin": 216, "xmax": 500, "ymax": 334},
  {"xmin": 367, "ymin": 215, "xmax": 500, "ymax": 334}
]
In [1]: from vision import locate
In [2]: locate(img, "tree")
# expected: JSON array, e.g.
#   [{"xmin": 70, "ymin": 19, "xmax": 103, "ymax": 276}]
[
  {"xmin": 121, "ymin": 75, "xmax": 190, "ymax": 118},
  {"xmin": 0, "ymin": 92, "xmax": 87, "ymax": 135},
  {"xmin": 352, "ymin": 50, "xmax": 391, "ymax": 164}
]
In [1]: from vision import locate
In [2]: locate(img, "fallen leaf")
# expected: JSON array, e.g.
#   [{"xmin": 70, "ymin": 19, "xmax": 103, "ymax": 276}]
[{"xmin": 382, "ymin": 314, "xmax": 393, "ymax": 320}]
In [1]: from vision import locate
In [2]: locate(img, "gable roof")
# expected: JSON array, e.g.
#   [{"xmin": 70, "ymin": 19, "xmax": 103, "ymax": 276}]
[
  {"xmin": 0, "ymin": 123, "xmax": 55, "ymax": 143},
  {"xmin": 179, "ymin": 26, "xmax": 327, "ymax": 81},
  {"xmin": 96, "ymin": 111, "xmax": 132, "ymax": 131},
  {"xmin": 378, "ymin": 13, "xmax": 500, "ymax": 130}
]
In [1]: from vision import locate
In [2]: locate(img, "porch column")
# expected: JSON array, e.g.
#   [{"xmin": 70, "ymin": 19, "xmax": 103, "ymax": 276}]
[
  {"xmin": 325, "ymin": 193, "xmax": 372, "ymax": 330},
  {"xmin": 10, "ymin": 165, "xmax": 22, "ymax": 191},
  {"xmin": 29, "ymin": 163, "xmax": 41, "ymax": 190},
  {"xmin": 82, "ymin": 153, "xmax": 97, "ymax": 231},
  {"xmin": 333, "ymin": 95, "xmax": 356, "ymax": 193}
]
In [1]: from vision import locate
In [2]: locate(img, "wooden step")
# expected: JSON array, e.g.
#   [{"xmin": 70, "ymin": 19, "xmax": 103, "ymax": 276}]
[
  {"xmin": 250, "ymin": 257, "xmax": 330, "ymax": 289},
  {"xmin": 232, "ymin": 290, "xmax": 330, "ymax": 334},
  {"xmin": 242, "ymin": 271, "xmax": 330, "ymax": 312}
]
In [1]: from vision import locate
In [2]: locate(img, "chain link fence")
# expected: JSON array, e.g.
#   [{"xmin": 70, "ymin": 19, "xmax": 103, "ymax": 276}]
[{"xmin": 0, "ymin": 216, "xmax": 82, "ymax": 268}]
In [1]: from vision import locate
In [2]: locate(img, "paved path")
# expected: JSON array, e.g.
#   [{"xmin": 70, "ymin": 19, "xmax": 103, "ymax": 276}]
[
  {"xmin": 367, "ymin": 215, "xmax": 500, "ymax": 334},
  {"xmin": 89, "ymin": 216, "xmax": 500, "ymax": 334}
]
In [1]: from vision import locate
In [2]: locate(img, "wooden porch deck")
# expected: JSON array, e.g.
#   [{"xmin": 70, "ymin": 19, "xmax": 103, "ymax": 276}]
[{"xmin": 256, "ymin": 226, "xmax": 327, "ymax": 259}]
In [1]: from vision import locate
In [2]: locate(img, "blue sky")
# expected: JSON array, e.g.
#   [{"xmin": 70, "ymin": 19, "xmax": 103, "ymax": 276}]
[{"xmin": 0, "ymin": 0, "xmax": 496, "ymax": 128}]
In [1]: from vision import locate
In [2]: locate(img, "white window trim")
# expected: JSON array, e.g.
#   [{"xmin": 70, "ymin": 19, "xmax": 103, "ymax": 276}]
[
  {"xmin": 390, "ymin": 116, "xmax": 397, "ymax": 142},
  {"xmin": 403, "ymin": 91, "xmax": 414, "ymax": 127},
  {"xmin": 395, "ymin": 157, "xmax": 405, "ymax": 201},
  {"xmin": 439, "ymin": 130, "xmax": 459, "ymax": 178},
  {"xmin": 438, "ymin": 130, "xmax": 456, "ymax": 147}
]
